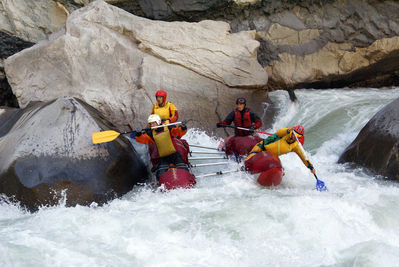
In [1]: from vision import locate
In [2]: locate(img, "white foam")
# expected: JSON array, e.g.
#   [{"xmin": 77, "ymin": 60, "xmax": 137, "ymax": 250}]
[{"xmin": 1, "ymin": 88, "xmax": 399, "ymax": 266}]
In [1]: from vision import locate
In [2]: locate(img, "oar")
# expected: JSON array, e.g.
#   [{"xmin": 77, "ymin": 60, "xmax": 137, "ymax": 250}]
[
  {"xmin": 191, "ymin": 162, "xmax": 230, "ymax": 168},
  {"xmin": 195, "ymin": 169, "xmax": 240, "ymax": 178},
  {"xmin": 293, "ymin": 132, "xmax": 327, "ymax": 191},
  {"xmin": 92, "ymin": 121, "xmax": 184, "ymax": 144},
  {"xmin": 217, "ymin": 124, "xmax": 272, "ymax": 135},
  {"xmin": 189, "ymin": 144, "xmax": 220, "ymax": 151}
]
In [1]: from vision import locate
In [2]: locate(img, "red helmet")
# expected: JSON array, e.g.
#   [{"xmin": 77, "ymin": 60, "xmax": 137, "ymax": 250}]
[
  {"xmin": 294, "ymin": 125, "xmax": 305, "ymax": 135},
  {"xmin": 155, "ymin": 90, "xmax": 167, "ymax": 101}
]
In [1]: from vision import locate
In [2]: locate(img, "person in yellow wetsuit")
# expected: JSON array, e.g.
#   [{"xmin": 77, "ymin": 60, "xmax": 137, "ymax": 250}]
[
  {"xmin": 245, "ymin": 125, "xmax": 316, "ymax": 174},
  {"xmin": 133, "ymin": 114, "xmax": 187, "ymax": 180},
  {"xmin": 151, "ymin": 90, "xmax": 178, "ymax": 124}
]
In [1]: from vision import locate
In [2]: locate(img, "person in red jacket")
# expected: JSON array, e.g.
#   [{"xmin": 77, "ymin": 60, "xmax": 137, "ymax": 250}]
[
  {"xmin": 133, "ymin": 114, "xmax": 188, "ymax": 180},
  {"xmin": 217, "ymin": 98, "xmax": 262, "ymax": 136}
]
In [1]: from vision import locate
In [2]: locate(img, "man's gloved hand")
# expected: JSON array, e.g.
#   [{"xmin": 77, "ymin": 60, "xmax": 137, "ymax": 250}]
[
  {"xmin": 130, "ymin": 131, "xmax": 137, "ymax": 139},
  {"xmin": 249, "ymin": 125, "xmax": 256, "ymax": 133},
  {"xmin": 181, "ymin": 121, "xmax": 187, "ymax": 131},
  {"xmin": 136, "ymin": 130, "xmax": 144, "ymax": 137},
  {"xmin": 216, "ymin": 122, "xmax": 224, "ymax": 128}
]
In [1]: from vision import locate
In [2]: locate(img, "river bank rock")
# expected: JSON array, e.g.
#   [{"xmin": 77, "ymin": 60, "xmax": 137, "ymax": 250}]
[
  {"xmin": 0, "ymin": 97, "xmax": 149, "ymax": 212},
  {"xmin": 339, "ymin": 97, "xmax": 399, "ymax": 180},
  {"xmin": 5, "ymin": 0, "xmax": 268, "ymax": 134},
  {"xmin": 110, "ymin": 0, "xmax": 399, "ymax": 89}
]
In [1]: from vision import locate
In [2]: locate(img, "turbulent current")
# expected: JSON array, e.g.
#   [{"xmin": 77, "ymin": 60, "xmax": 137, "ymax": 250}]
[{"xmin": 1, "ymin": 88, "xmax": 399, "ymax": 266}]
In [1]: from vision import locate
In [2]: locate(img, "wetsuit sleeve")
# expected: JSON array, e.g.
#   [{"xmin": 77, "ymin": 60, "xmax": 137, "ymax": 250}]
[
  {"xmin": 276, "ymin": 128, "xmax": 290, "ymax": 137},
  {"xmin": 170, "ymin": 126, "xmax": 187, "ymax": 138},
  {"xmin": 222, "ymin": 111, "xmax": 235, "ymax": 125},
  {"xmin": 151, "ymin": 104, "xmax": 155, "ymax": 115},
  {"xmin": 245, "ymin": 141, "xmax": 264, "ymax": 161},
  {"xmin": 292, "ymin": 145, "xmax": 313, "ymax": 169},
  {"xmin": 169, "ymin": 102, "xmax": 178, "ymax": 123},
  {"xmin": 135, "ymin": 133, "xmax": 154, "ymax": 145},
  {"xmin": 250, "ymin": 111, "xmax": 262, "ymax": 129}
]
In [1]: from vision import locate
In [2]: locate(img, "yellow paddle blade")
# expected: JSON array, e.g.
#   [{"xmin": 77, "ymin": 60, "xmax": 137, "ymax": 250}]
[{"xmin": 92, "ymin": 130, "xmax": 121, "ymax": 144}]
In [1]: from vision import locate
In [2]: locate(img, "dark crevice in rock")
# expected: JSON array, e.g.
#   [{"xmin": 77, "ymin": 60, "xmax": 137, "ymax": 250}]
[
  {"xmin": 295, "ymin": 50, "xmax": 399, "ymax": 89},
  {"xmin": 0, "ymin": 31, "xmax": 34, "ymax": 59},
  {"xmin": 0, "ymin": 77, "xmax": 19, "ymax": 108},
  {"xmin": 0, "ymin": 31, "xmax": 34, "ymax": 107}
]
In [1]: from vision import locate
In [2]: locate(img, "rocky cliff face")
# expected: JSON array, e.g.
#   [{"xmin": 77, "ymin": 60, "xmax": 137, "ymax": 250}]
[
  {"xmin": 109, "ymin": 0, "xmax": 399, "ymax": 89},
  {"xmin": 5, "ymin": 0, "xmax": 268, "ymax": 133}
]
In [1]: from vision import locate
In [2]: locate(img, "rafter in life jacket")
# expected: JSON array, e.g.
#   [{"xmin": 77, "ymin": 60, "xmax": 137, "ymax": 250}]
[{"xmin": 222, "ymin": 108, "xmax": 262, "ymax": 136}]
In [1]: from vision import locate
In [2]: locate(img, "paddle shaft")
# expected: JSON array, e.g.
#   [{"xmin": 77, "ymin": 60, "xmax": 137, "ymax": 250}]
[
  {"xmin": 219, "ymin": 124, "xmax": 272, "ymax": 135},
  {"xmin": 122, "ymin": 121, "xmax": 184, "ymax": 135},
  {"xmin": 293, "ymin": 132, "xmax": 325, "ymax": 184}
]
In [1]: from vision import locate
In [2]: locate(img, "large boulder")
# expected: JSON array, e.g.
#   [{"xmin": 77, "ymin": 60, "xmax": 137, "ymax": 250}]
[
  {"xmin": 339, "ymin": 98, "xmax": 399, "ymax": 180},
  {"xmin": 265, "ymin": 37, "xmax": 399, "ymax": 89},
  {"xmin": 0, "ymin": 97, "xmax": 149, "ymax": 211},
  {"xmin": 109, "ymin": 0, "xmax": 399, "ymax": 88},
  {"xmin": 0, "ymin": 0, "xmax": 69, "ymax": 43},
  {"xmin": 5, "ymin": 0, "xmax": 268, "ymax": 134}
]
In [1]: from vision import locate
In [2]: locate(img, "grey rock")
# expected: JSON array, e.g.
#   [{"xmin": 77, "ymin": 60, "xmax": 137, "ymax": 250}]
[
  {"xmin": 5, "ymin": 1, "xmax": 267, "ymax": 135},
  {"xmin": 0, "ymin": 97, "xmax": 149, "ymax": 211},
  {"xmin": 339, "ymin": 97, "xmax": 399, "ymax": 180}
]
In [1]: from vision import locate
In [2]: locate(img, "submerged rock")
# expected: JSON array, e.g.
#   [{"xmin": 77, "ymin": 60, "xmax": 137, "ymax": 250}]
[
  {"xmin": 5, "ymin": 0, "xmax": 268, "ymax": 134},
  {"xmin": 0, "ymin": 97, "xmax": 149, "ymax": 211},
  {"xmin": 339, "ymin": 97, "xmax": 399, "ymax": 180}
]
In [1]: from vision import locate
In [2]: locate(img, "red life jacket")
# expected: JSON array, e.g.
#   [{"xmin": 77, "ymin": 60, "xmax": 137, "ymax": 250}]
[{"xmin": 233, "ymin": 108, "xmax": 252, "ymax": 136}]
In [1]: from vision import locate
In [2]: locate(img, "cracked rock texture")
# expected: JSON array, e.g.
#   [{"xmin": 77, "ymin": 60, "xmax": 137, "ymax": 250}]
[
  {"xmin": 5, "ymin": 0, "xmax": 268, "ymax": 133},
  {"xmin": 0, "ymin": 0, "xmax": 69, "ymax": 43},
  {"xmin": 0, "ymin": 97, "xmax": 149, "ymax": 211},
  {"xmin": 107, "ymin": 0, "xmax": 399, "ymax": 88},
  {"xmin": 339, "ymin": 97, "xmax": 399, "ymax": 180}
]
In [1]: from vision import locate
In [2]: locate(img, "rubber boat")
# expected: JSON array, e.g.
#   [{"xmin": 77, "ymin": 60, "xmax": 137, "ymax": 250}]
[
  {"xmin": 148, "ymin": 138, "xmax": 196, "ymax": 190},
  {"xmin": 219, "ymin": 135, "xmax": 263, "ymax": 156},
  {"xmin": 244, "ymin": 151, "xmax": 283, "ymax": 186}
]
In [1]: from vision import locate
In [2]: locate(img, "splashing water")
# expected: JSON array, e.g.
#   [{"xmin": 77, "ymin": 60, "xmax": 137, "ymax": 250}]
[{"xmin": 1, "ymin": 88, "xmax": 399, "ymax": 266}]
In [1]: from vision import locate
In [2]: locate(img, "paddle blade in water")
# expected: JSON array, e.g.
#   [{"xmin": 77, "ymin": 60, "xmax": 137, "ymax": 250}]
[
  {"xmin": 92, "ymin": 130, "xmax": 120, "ymax": 144},
  {"xmin": 316, "ymin": 179, "xmax": 328, "ymax": 191}
]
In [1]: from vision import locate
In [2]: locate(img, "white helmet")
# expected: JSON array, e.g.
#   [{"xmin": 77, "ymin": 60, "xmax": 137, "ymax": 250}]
[{"xmin": 148, "ymin": 114, "xmax": 161, "ymax": 125}]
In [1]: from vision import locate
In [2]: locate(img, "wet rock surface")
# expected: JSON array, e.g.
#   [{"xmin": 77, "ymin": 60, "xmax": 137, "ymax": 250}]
[
  {"xmin": 0, "ymin": 97, "xmax": 149, "ymax": 211},
  {"xmin": 339, "ymin": 97, "xmax": 399, "ymax": 180}
]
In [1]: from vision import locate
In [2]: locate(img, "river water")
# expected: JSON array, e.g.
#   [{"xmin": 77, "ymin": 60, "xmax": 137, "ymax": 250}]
[{"xmin": 1, "ymin": 88, "xmax": 399, "ymax": 266}]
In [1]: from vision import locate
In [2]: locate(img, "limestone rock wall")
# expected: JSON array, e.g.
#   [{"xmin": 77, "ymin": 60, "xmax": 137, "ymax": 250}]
[{"xmin": 5, "ymin": 1, "xmax": 268, "ymax": 133}]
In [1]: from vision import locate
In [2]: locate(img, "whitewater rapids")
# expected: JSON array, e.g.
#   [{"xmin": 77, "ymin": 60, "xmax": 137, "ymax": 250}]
[{"xmin": 1, "ymin": 88, "xmax": 399, "ymax": 266}]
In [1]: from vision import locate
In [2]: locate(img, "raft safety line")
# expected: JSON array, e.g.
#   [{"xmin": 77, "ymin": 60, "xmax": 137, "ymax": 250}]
[
  {"xmin": 191, "ymin": 162, "xmax": 230, "ymax": 168},
  {"xmin": 190, "ymin": 151, "xmax": 225, "ymax": 155},
  {"xmin": 196, "ymin": 169, "xmax": 240, "ymax": 178},
  {"xmin": 189, "ymin": 144, "xmax": 219, "ymax": 150},
  {"xmin": 188, "ymin": 157, "xmax": 227, "ymax": 160}
]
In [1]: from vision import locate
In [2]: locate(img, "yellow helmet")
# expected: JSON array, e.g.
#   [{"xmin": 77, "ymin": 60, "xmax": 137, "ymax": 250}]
[{"xmin": 148, "ymin": 114, "xmax": 161, "ymax": 125}]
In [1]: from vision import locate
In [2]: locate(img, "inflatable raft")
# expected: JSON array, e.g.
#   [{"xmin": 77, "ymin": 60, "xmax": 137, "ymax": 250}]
[
  {"xmin": 244, "ymin": 151, "xmax": 283, "ymax": 186},
  {"xmin": 149, "ymin": 138, "xmax": 196, "ymax": 190},
  {"xmin": 221, "ymin": 135, "xmax": 263, "ymax": 156}
]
